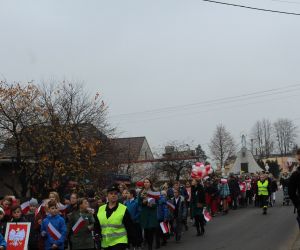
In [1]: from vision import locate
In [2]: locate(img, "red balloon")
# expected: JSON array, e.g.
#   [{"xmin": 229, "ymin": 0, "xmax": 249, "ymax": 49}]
[
  {"xmin": 205, "ymin": 165, "xmax": 211, "ymax": 172},
  {"xmin": 197, "ymin": 171, "xmax": 203, "ymax": 178}
]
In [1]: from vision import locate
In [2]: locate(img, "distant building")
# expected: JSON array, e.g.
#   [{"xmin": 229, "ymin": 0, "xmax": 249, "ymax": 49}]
[
  {"xmin": 111, "ymin": 137, "xmax": 155, "ymax": 182},
  {"xmin": 231, "ymin": 135, "xmax": 262, "ymax": 174}
]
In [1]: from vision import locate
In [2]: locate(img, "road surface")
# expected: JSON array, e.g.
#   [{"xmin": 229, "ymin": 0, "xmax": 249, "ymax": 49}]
[{"xmin": 164, "ymin": 192, "xmax": 298, "ymax": 250}]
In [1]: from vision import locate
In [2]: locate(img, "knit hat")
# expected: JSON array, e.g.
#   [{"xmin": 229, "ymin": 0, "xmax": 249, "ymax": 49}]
[{"xmin": 29, "ymin": 198, "xmax": 38, "ymax": 207}]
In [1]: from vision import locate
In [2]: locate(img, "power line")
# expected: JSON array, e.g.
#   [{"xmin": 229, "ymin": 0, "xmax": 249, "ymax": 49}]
[
  {"xmin": 111, "ymin": 84, "xmax": 300, "ymax": 118},
  {"xmin": 202, "ymin": 0, "xmax": 300, "ymax": 15},
  {"xmin": 118, "ymin": 92, "xmax": 300, "ymax": 124},
  {"xmin": 116, "ymin": 86, "xmax": 300, "ymax": 119},
  {"xmin": 269, "ymin": 0, "xmax": 300, "ymax": 5}
]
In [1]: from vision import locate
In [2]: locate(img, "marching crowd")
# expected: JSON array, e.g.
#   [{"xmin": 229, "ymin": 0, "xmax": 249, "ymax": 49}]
[{"xmin": 0, "ymin": 167, "xmax": 294, "ymax": 250}]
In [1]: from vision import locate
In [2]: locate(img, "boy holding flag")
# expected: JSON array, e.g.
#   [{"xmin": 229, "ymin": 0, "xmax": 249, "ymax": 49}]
[{"xmin": 41, "ymin": 200, "xmax": 67, "ymax": 250}]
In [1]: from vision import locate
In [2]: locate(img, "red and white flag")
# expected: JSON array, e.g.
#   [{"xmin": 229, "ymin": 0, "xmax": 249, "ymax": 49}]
[
  {"xmin": 47, "ymin": 222, "xmax": 62, "ymax": 241},
  {"xmin": 160, "ymin": 222, "xmax": 169, "ymax": 234},
  {"xmin": 166, "ymin": 201, "xmax": 175, "ymax": 211},
  {"xmin": 147, "ymin": 198, "xmax": 156, "ymax": 204},
  {"xmin": 36, "ymin": 200, "xmax": 46, "ymax": 216},
  {"xmin": 72, "ymin": 217, "xmax": 86, "ymax": 234},
  {"xmin": 203, "ymin": 208, "xmax": 212, "ymax": 222},
  {"xmin": 147, "ymin": 191, "xmax": 161, "ymax": 200},
  {"xmin": 58, "ymin": 203, "xmax": 68, "ymax": 213},
  {"xmin": 21, "ymin": 201, "xmax": 30, "ymax": 214}
]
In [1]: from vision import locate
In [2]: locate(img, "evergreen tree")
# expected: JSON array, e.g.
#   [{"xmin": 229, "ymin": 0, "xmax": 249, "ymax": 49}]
[{"xmin": 196, "ymin": 144, "xmax": 208, "ymax": 162}]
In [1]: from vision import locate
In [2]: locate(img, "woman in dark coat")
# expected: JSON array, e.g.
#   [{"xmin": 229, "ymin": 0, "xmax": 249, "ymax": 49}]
[
  {"xmin": 138, "ymin": 178, "xmax": 159, "ymax": 250},
  {"xmin": 190, "ymin": 179, "xmax": 206, "ymax": 236}
]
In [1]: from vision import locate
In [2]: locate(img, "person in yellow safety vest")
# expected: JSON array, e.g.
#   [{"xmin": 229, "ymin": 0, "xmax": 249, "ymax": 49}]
[
  {"xmin": 257, "ymin": 174, "xmax": 270, "ymax": 215},
  {"xmin": 94, "ymin": 185, "xmax": 137, "ymax": 250}
]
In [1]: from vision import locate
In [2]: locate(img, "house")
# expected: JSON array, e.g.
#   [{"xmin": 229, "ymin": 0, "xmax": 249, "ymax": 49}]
[{"xmin": 111, "ymin": 137, "xmax": 155, "ymax": 182}]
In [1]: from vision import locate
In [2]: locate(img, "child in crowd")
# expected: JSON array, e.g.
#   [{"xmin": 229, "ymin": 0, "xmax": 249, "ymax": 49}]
[
  {"xmin": 170, "ymin": 189, "xmax": 187, "ymax": 242},
  {"xmin": 0, "ymin": 197, "xmax": 12, "ymax": 221},
  {"xmin": 125, "ymin": 189, "xmax": 143, "ymax": 249},
  {"xmin": 10, "ymin": 205, "xmax": 26, "ymax": 223},
  {"xmin": 68, "ymin": 198, "xmax": 95, "ymax": 250},
  {"xmin": 0, "ymin": 232, "xmax": 6, "ymax": 250},
  {"xmin": 25, "ymin": 198, "xmax": 39, "ymax": 250},
  {"xmin": 41, "ymin": 200, "xmax": 67, "ymax": 250},
  {"xmin": 0, "ymin": 208, "xmax": 6, "ymax": 236}
]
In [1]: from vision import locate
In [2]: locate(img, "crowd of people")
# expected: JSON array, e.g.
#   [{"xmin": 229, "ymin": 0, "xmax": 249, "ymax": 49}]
[{"xmin": 0, "ymin": 166, "xmax": 295, "ymax": 250}]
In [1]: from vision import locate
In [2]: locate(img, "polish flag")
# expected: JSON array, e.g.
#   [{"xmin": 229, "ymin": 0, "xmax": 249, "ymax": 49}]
[
  {"xmin": 36, "ymin": 201, "xmax": 46, "ymax": 216},
  {"xmin": 58, "ymin": 203, "xmax": 68, "ymax": 213},
  {"xmin": 47, "ymin": 222, "xmax": 62, "ymax": 241},
  {"xmin": 160, "ymin": 222, "xmax": 169, "ymax": 234},
  {"xmin": 166, "ymin": 201, "xmax": 175, "ymax": 211},
  {"xmin": 72, "ymin": 217, "xmax": 86, "ymax": 234},
  {"xmin": 147, "ymin": 191, "xmax": 161, "ymax": 200},
  {"xmin": 21, "ymin": 201, "xmax": 30, "ymax": 214},
  {"xmin": 203, "ymin": 208, "xmax": 212, "ymax": 222},
  {"xmin": 147, "ymin": 198, "xmax": 156, "ymax": 204}
]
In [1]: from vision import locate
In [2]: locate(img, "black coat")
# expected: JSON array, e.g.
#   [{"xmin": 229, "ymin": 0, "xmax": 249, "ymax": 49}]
[
  {"xmin": 288, "ymin": 167, "xmax": 300, "ymax": 209},
  {"xmin": 228, "ymin": 179, "xmax": 240, "ymax": 197}
]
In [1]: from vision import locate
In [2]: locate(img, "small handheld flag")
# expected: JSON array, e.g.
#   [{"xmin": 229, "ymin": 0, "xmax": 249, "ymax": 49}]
[
  {"xmin": 72, "ymin": 217, "xmax": 86, "ymax": 234},
  {"xmin": 47, "ymin": 222, "xmax": 62, "ymax": 240}
]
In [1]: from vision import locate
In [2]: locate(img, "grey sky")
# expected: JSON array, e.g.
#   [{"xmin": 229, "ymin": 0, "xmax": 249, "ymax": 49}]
[{"xmin": 1, "ymin": 0, "xmax": 300, "ymax": 155}]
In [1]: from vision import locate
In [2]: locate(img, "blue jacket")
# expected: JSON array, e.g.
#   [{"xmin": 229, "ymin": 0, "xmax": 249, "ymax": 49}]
[
  {"xmin": 41, "ymin": 214, "xmax": 67, "ymax": 250},
  {"xmin": 0, "ymin": 233, "xmax": 6, "ymax": 249},
  {"xmin": 157, "ymin": 195, "xmax": 169, "ymax": 222},
  {"xmin": 124, "ymin": 198, "xmax": 140, "ymax": 223}
]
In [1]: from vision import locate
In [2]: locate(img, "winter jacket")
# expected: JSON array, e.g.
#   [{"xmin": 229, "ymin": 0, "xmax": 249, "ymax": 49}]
[
  {"xmin": 190, "ymin": 184, "xmax": 206, "ymax": 217},
  {"xmin": 170, "ymin": 196, "xmax": 187, "ymax": 221},
  {"xmin": 270, "ymin": 180, "xmax": 278, "ymax": 193},
  {"xmin": 0, "ymin": 219, "xmax": 7, "ymax": 237},
  {"xmin": 157, "ymin": 195, "xmax": 169, "ymax": 222},
  {"xmin": 138, "ymin": 193, "xmax": 158, "ymax": 229},
  {"xmin": 68, "ymin": 210, "xmax": 95, "ymax": 250},
  {"xmin": 218, "ymin": 183, "xmax": 230, "ymax": 198},
  {"xmin": 228, "ymin": 179, "xmax": 240, "ymax": 197},
  {"xmin": 41, "ymin": 214, "xmax": 67, "ymax": 250},
  {"xmin": 289, "ymin": 167, "xmax": 300, "ymax": 209},
  {"xmin": 124, "ymin": 198, "xmax": 140, "ymax": 223},
  {"xmin": 0, "ymin": 233, "xmax": 6, "ymax": 249},
  {"xmin": 25, "ymin": 213, "xmax": 39, "ymax": 249},
  {"xmin": 280, "ymin": 176, "xmax": 290, "ymax": 188}
]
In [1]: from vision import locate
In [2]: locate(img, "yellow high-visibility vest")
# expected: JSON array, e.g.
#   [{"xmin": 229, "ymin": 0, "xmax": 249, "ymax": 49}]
[
  {"xmin": 97, "ymin": 203, "xmax": 128, "ymax": 248},
  {"xmin": 257, "ymin": 180, "xmax": 269, "ymax": 196}
]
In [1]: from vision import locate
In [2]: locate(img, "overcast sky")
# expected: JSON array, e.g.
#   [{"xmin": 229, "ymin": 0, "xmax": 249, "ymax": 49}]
[{"xmin": 1, "ymin": 0, "xmax": 300, "ymax": 155}]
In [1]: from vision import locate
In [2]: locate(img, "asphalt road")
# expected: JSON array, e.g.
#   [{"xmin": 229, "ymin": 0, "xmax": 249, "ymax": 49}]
[{"xmin": 164, "ymin": 192, "xmax": 298, "ymax": 250}]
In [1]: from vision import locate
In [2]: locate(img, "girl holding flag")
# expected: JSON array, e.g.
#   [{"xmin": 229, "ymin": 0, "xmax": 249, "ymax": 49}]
[
  {"xmin": 138, "ymin": 178, "xmax": 159, "ymax": 250},
  {"xmin": 68, "ymin": 198, "xmax": 95, "ymax": 250}
]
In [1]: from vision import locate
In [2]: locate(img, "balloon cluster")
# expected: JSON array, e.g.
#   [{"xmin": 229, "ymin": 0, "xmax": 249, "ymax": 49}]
[{"xmin": 191, "ymin": 162, "xmax": 213, "ymax": 179}]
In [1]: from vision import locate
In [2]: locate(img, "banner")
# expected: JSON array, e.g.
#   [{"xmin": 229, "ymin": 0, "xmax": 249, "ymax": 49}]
[{"xmin": 5, "ymin": 222, "xmax": 31, "ymax": 250}]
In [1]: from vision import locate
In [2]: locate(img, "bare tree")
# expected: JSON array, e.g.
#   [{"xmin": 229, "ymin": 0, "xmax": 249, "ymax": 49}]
[
  {"xmin": 0, "ymin": 80, "xmax": 114, "ymax": 197},
  {"xmin": 156, "ymin": 142, "xmax": 197, "ymax": 181},
  {"xmin": 209, "ymin": 124, "xmax": 236, "ymax": 168},
  {"xmin": 251, "ymin": 119, "xmax": 274, "ymax": 158},
  {"xmin": 273, "ymin": 118, "xmax": 297, "ymax": 156}
]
